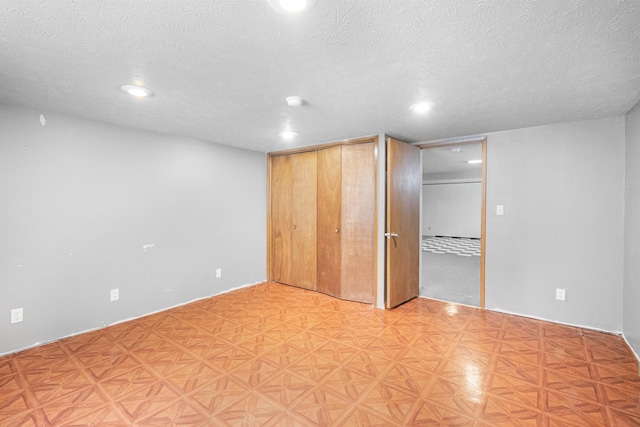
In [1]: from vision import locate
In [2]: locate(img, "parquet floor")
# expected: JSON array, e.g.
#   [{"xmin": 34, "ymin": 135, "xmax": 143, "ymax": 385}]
[{"xmin": 1, "ymin": 282, "xmax": 639, "ymax": 426}]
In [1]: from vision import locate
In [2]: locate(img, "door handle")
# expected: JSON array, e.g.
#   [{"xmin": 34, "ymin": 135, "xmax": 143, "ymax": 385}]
[
  {"xmin": 384, "ymin": 232, "xmax": 399, "ymax": 239},
  {"xmin": 335, "ymin": 228, "xmax": 340, "ymax": 233}
]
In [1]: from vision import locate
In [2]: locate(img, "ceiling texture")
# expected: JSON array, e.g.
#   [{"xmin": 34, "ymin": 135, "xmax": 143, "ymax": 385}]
[{"xmin": 1, "ymin": 0, "xmax": 639, "ymax": 153}]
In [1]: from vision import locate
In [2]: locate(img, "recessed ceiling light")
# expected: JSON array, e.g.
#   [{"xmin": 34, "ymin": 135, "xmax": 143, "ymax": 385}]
[
  {"xmin": 467, "ymin": 159, "xmax": 483, "ymax": 164},
  {"xmin": 410, "ymin": 102, "xmax": 434, "ymax": 113},
  {"xmin": 280, "ymin": 0, "xmax": 306, "ymax": 12},
  {"xmin": 451, "ymin": 147, "xmax": 463, "ymax": 153},
  {"xmin": 279, "ymin": 131, "xmax": 297, "ymax": 139},
  {"xmin": 285, "ymin": 96, "xmax": 304, "ymax": 107},
  {"xmin": 120, "ymin": 84, "xmax": 153, "ymax": 98},
  {"xmin": 268, "ymin": 0, "xmax": 316, "ymax": 13}
]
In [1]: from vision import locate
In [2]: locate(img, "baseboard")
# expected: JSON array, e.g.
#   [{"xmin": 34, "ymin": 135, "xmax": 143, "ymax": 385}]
[
  {"xmin": 487, "ymin": 307, "xmax": 623, "ymax": 336},
  {"xmin": 621, "ymin": 333, "xmax": 640, "ymax": 374},
  {"xmin": 105, "ymin": 281, "xmax": 261, "ymax": 329},
  {"xmin": 0, "ymin": 281, "xmax": 263, "ymax": 357}
]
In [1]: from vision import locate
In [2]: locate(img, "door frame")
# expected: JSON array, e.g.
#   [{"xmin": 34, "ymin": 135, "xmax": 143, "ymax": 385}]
[{"xmin": 416, "ymin": 136, "xmax": 487, "ymax": 309}]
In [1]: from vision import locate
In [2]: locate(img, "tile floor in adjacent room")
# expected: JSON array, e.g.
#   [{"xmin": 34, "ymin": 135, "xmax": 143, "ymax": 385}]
[
  {"xmin": 1, "ymin": 282, "xmax": 639, "ymax": 426},
  {"xmin": 422, "ymin": 237, "xmax": 481, "ymax": 258}
]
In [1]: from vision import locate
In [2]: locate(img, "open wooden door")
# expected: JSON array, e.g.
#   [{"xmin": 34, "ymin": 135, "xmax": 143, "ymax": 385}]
[{"xmin": 386, "ymin": 137, "xmax": 421, "ymax": 308}]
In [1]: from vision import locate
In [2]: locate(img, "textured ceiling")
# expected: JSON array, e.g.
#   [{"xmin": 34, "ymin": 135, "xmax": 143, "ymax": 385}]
[{"xmin": 1, "ymin": 0, "xmax": 639, "ymax": 153}]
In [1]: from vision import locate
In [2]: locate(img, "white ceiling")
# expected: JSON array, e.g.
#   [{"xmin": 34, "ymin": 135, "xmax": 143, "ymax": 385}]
[
  {"xmin": 422, "ymin": 143, "xmax": 483, "ymax": 174},
  {"xmin": 1, "ymin": 1, "xmax": 639, "ymax": 153}
]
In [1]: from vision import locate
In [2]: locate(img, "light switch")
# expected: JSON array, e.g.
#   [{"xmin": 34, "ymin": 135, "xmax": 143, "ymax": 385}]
[{"xmin": 496, "ymin": 205, "xmax": 504, "ymax": 216}]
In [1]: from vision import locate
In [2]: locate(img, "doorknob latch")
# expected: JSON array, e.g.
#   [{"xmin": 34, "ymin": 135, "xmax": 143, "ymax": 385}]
[{"xmin": 384, "ymin": 232, "xmax": 399, "ymax": 239}]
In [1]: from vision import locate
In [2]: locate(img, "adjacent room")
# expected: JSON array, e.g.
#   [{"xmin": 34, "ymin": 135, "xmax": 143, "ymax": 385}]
[
  {"xmin": 1, "ymin": 1, "xmax": 640, "ymax": 425},
  {"xmin": 420, "ymin": 142, "xmax": 483, "ymax": 307}
]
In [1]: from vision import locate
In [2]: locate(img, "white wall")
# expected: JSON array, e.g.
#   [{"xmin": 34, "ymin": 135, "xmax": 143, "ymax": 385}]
[
  {"xmin": 0, "ymin": 103, "xmax": 267, "ymax": 354},
  {"xmin": 485, "ymin": 116, "xmax": 625, "ymax": 333},
  {"xmin": 422, "ymin": 182, "xmax": 482, "ymax": 238},
  {"xmin": 624, "ymin": 101, "xmax": 640, "ymax": 359}
]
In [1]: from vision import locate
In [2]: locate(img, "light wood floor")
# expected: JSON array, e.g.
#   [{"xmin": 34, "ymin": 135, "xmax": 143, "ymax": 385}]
[{"xmin": 1, "ymin": 282, "xmax": 639, "ymax": 426}]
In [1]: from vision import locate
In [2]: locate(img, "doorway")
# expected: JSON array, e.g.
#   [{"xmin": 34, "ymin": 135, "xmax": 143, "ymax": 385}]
[{"xmin": 418, "ymin": 138, "xmax": 486, "ymax": 307}]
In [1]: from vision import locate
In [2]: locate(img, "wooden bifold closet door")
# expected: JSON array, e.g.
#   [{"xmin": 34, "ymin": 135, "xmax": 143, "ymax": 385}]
[
  {"xmin": 269, "ymin": 141, "xmax": 375, "ymax": 303},
  {"xmin": 270, "ymin": 151, "xmax": 317, "ymax": 290},
  {"xmin": 317, "ymin": 146, "xmax": 342, "ymax": 297},
  {"xmin": 317, "ymin": 143, "xmax": 375, "ymax": 303}
]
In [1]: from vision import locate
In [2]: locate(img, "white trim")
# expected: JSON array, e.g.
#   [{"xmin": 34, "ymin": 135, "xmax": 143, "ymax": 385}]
[
  {"xmin": 0, "ymin": 281, "xmax": 261, "ymax": 357},
  {"xmin": 416, "ymin": 298, "xmax": 627, "ymax": 341},
  {"xmin": 488, "ymin": 307, "xmax": 623, "ymax": 335},
  {"xmin": 622, "ymin": 333, "xmax": 640, "ymax": 371}
]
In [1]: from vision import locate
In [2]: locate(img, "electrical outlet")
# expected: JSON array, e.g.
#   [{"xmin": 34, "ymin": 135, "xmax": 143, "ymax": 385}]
[
  {"xmin": 556, "ymin": 288, "xmax": 566, "ymax": 301},
  {"xmin": 11, "ymin": 308, "xmax": 23, "ymax": 324},
  {"xmin": 216, "ymin": 268, "xmax": 222, "ymax": 279},
  {"xmin": 110, "ymin": 288, "xmax": 119, "ymax": 302}
]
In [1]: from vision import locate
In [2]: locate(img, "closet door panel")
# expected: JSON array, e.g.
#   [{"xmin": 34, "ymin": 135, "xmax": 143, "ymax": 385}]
[
  {"xmin": 270, "ymin": 155, "xmax": 293, "ymax": 284},
  {"xmin": 341, "ymin": 143, "xmax": 375, "ymax": 303},
  {"xmin": 317, "ymin": 146, "xmax": 342, "ymax": 297},
  {"xmin": 290, "ymin": 151, "xmax": 318, "ymax": 290}
]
